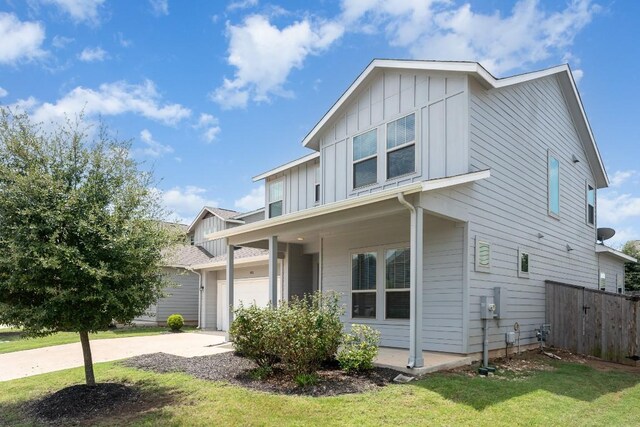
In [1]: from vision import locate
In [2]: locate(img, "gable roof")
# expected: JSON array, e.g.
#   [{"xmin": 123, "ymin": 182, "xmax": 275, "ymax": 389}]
[
  {"xmin": 186, "ymin": 206, "xmax": 244, "ymax": 233},
  {"xmin": 162, "ymin": 244, "xmax": 214, "ymax": 267},
  {"xmin": 301, "ymin": 59, "xmax": 609, "ymax": 188}
]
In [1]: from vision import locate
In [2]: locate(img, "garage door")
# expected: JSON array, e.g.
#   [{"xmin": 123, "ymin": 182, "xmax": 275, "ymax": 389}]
[{"xmin": 217, "ymin": 277, "xmax": 277, "ymax": 331}]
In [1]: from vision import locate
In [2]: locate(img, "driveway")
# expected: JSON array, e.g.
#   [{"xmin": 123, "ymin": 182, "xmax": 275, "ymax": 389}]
[{"xmin": 1, "ymin": 332, "xmax": 232, "ymax": 382}]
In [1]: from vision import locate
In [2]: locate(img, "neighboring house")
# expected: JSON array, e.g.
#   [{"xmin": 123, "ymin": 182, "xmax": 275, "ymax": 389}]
[{"xmin": 202, "ymin": 60, "xmax": 636, "ymax": 368}]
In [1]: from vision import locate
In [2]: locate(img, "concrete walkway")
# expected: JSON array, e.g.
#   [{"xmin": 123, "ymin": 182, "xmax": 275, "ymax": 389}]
[{"xmin": 1, "ymin": 332, "xmax": 232, "ymax": 382}]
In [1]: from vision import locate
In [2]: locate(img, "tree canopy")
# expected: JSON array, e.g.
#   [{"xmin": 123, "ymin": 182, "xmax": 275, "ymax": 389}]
[
  {"xmin": 621, "ymin": 241, "xmax": 640, "ymax": 292},
  {"xmin": 0, "ymin": 110, "xmax": 180, "ymax": 384}
]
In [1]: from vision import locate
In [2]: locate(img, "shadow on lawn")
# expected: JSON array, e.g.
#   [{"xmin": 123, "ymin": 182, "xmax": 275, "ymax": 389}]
[
  {"xmin": 0, "ymin": 329, "xmax": 23, "ymax": 342},
  {"xmin": 412, "ymin": 361, "xmax": 640, "ymax": 411}
]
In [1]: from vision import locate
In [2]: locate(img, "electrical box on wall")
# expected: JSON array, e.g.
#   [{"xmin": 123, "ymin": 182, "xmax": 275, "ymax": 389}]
[
  {"xmin": 480, "ymin": 296, "xmax": 497, "ymax": 320},
  {"xmin": 493, "ymin": 286, "xmax": 507, "ymax": 319}
]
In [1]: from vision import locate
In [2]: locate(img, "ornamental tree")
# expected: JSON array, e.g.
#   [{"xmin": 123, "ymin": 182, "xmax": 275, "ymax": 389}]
[{"xmin": 0, "ymin": 110, "xmax": 179, "ymax": 386}]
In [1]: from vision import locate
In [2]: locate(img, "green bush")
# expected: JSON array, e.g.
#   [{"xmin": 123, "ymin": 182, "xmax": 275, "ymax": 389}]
[
  {"xmin": 229, "ymin": 291, "xmax": 344, "ymax": 376},
  {"xmin": 230, "ymin": 304, "xmax": 279, "ymax": 368},
  {"xmin": 294, "ymin": 373, "xmax": 319, "ymax": 387},
  {"xmin": 272, "ymin": 291, "xmax": 343, "ymax": 375},
  {"xmin": 337, "ymin": 324, "xmax": 381, "ymax": 373},
  {"xmin": 166, "ymin": 314, "xmax": 184, "ymax": 332}
]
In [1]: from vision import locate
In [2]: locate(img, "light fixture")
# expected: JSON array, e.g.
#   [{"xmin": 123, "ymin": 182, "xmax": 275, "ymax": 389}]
[
  {"xmin": 537, "ymin": 233, "xmax": 545, "ymax": 239},
  {"xmin": 566, "ymin": 244, "xmax": 574, "ymax": 252},
  {"xmin": 572, "ymin": 154, "xmax": 580, "ymax": 163},
  {"xmin": 296, "ymin": 237, "xmax": 304, "ymax": 241}
]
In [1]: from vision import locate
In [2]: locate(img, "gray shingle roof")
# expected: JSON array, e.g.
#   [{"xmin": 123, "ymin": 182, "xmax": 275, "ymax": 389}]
[
  {"xmin": 162, "ymin": 244, "xmax": 214, "ymax": 267},
  {"xmin": 205, "ymin": 206, "xmax": 241, "ymax": 220},
  {"xmin": 208, "ymin": 247, "xmax": 268, "ymax": 264}
]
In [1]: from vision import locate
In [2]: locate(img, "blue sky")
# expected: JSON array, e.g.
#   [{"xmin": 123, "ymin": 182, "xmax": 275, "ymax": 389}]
[{"xmin": 0, "ymin": 0, "xmax": 638, "ymax": 247}]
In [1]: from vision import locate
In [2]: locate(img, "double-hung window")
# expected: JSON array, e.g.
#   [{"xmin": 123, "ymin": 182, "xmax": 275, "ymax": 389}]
[
  {"xmin": 548, "ymin": 152, "xmax": 560, "ymax": 217},
  {"xmin": 586, "ymin": 184, "xmax": 595, "ymax": 226},
  {"xmin": 385, "ymin": 248, "xmax": 410, "ymax": 319},
  {"xmin": 353, "ymin": 129, "xmax": 377, "ymax": 189},
  {"xmin": 268, "ymin": 180, "xmax": 283, "ymax": 218},
  {"xmin": 386, "ymin": 114, "xmax": 416, "ymax": 179},
  {"xmin": 351, "ymin": 252, "xmax": 377, "ymax": 318}
]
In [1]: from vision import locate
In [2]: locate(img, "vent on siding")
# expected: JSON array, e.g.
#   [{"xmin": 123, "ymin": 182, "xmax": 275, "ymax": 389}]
[{"xmin": 475, "ymin": 238, "xmax": 491, "ymax": 273}]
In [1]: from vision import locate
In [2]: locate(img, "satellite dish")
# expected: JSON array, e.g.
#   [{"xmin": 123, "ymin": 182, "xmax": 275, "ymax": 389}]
[{"xmin": 597, "ymin": 227, "xmax": 616, "ymax": 242}]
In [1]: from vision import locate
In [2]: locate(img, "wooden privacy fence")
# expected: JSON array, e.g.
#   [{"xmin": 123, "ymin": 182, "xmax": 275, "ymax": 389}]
[{"xmin": 545, "ymin": 280, "xmax": 640, "ymax": 365}]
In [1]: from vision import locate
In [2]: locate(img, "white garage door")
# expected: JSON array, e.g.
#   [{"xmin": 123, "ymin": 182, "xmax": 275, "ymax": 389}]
[{"xmin": 217, "ymin": 277, "xmax": 277, "ymax": 331}]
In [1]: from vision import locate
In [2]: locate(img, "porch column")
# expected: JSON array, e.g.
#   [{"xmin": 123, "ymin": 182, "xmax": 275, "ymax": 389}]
[
  {"xmin": 226, "ymin": 243, "xmax": 234, "ymax": 341},
  {"xmin": 268, "ymin": 235, "xmax": 278, "ymax": 307},
  {"xmin": 408, "ymin": 206, "xmax": 425, "ymax": 368}
]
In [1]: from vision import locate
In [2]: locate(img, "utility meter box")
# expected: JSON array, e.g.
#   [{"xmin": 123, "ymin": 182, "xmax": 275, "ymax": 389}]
[
  {"xmin": 480, "ymin": 296, "xmax": 497, "ymax": 320},
  {"xmin": 505, "ymin": 331, "xmax": 516, "ymax": 344}
]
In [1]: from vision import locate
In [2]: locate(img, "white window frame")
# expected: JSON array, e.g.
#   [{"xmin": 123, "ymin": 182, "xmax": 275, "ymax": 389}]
[
  {"xmin": 383, "ymin": 246, "xmax": 411, "ymax": 320},
  {"xmin": 599, "ymin": 271, "xmax": 606, "ymax": 291},
  {"xmin": 350, "ymin": 250, "xmax": 378, "ymax": 319},
  {"xmin": 548, "ymin": 150, "xmax": 560, "ymax": 219},
  {"xmin": 586, "ymin": 181, "xmax": 595, "ymax": 227},
  {"xmin": 517, "ymin": 248, "xmax": 530, "ymax": 278},
  {"xmin": 475, "ymin": 237, "xmax": 491, "ymax": 273},
  {"xmin": 386, "ymin": 113, "xmax": 416, "ymax": 181},
  {"xmin": 352, "ymin": 128, "xmax": 378, "ymax": 190},
  {"xmin": 268, "ymin": 178, "xmax": 284, "ymax": 218}
]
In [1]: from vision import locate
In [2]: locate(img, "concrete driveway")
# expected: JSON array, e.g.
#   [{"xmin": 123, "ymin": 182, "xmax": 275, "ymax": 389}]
[{"xmin": 1, "ymin": 332, "xmax": 232, "ymax": 382}]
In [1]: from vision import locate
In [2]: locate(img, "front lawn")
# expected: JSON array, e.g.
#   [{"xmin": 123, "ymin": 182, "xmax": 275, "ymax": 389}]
[
  {"xmin": 1, "ymin": 353, "xmax": 639, "ymax": 426},
  {"xmin": 0, "ymin": 326, "xmax": 196, "ymax": 354}
]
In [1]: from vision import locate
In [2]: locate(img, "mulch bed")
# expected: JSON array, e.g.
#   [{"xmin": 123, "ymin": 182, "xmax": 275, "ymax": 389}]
[
  {"xmin": 27, "ymin": 383, "xmax": 141, "ymax": 424},
  {"xmin": 122, "ymin": 352, "xmax": 405, "ymax": 396}
]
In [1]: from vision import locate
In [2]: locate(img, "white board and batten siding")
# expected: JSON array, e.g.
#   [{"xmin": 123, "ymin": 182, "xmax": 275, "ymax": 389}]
[
  {"xmin": 321, "ymin": 213, "xmax": 465, "ymax": 353},
  {"xmin": 265, "ymin": 157, "xmax": 319, "ymax": 216},
  {"xmin": 431, "ymin": 75, "xmax": 604, "ymax": 354},
  {"xmin": 193, "ymin": 214, "xmax": 236, "ymax": 257},
  {"xmin": 317, "ymin": 69, "xmax": 469, "ymax": 204}
]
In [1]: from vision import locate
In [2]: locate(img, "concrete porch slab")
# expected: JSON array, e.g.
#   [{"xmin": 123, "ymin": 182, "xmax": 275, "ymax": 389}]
[{"xmin": 375, "ymin": 347, "xmax": 473, "ymax": 376}]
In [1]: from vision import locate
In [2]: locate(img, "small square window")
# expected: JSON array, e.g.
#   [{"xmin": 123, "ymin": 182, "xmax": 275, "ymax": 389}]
[
  {"xmin": 518, "ymin": 249, "xmax": 529, "ymax": 278},
  {"xmin": 475, "ymin": 238, "xmax": 491, "ymax": 273}
]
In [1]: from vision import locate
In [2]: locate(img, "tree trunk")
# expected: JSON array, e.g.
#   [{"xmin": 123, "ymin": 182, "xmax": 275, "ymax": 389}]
[{"xmin": 79, "ymin": 331, "xmax": 96, "ymax": 386}]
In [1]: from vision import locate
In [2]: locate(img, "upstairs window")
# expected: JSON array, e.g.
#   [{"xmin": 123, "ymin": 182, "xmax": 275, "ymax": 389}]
[
  {"xmin": 586, "ymin": 184, "xmax": 595, "ymax": 225},
  {"xmin": 353, "ymin": 129, "xmax": 377, "ymax": 189},
  {"xmin": 314, "ymin": 164, "xmax": 320, "ymax": 204},
  {"xmin": 385, "ymin": 248, "xmax": 410, "ymax": 319},
  {"xmin": 352, "ymin": 252, "xmax": 377, "ymax": 318},
  {"xmin": 387, "ymin": 113, "xmax": 416, "ymax": 179},
  {"xmin": 268, "ymin": 180, "xmax": 283, "ymax": 218},
  {"xmin": 548, "ymin": 152, "xmax": 560, "ymax": 217}
]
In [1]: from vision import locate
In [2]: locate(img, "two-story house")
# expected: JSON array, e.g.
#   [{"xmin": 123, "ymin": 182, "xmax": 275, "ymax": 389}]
[{"xmin": 203, "ymin": 60, "xmax": 634, "ymax": 368}]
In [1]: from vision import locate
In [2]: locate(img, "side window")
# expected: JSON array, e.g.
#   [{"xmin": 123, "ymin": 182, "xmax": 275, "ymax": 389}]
[
  {"xmin": 518, "ymin": 249, "xmax": 529, "ymax": 278},
  {"xmin": 353, "ymin": 129, "xmax": 377, "ymax": 189},
  {"xmin": 385, "ymin": 248, "xmax": 410, "ymax": 319},
  {"xmin": 351, "ymin": 252, "xmax": 377, "ymax": 318},
  {"xmin": 599, "ymin": 271, "xmax": 606, "ymax": 291},
  {"xmin": 314, "ymin": 163, "xmax": 320, "ymax": 204},
  {"xmin": 475, "ymin": 238, "xmax": 491, "ymax": 273},
  {"xmin": 548, "ymin": 152, "xmax": 560, "ymax": 217},
  {"xmin": 268, "ymin": 179, "xmax": 283, "ymax": 218},
  {"xmin": 386, "ymin": 113, "xmax": 416, "ymax": 179},
  {"xmin": 586, "ymin": 183, "xmax": 595, "ymax": 226}
]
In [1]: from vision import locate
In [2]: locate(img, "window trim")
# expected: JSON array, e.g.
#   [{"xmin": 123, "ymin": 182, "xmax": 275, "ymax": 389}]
[
  {"xmin": 547, "ymin": 150, "xmax": 561, "ymax": 219},
  {"xmin": 350, "ymin": 250, "xmax": 378, "ymax": 319},
  {"xmin": 517, "ymin": 248, "xmax": 530, "ymax": 278},
  {"xmin": 586, "ymin": 181, "xmax": 595, "ymax": 227},
  {"xmin": 386, "ymin": 113, "xmax": 416, "ymax": 180},
  {"xmin": 268, "ymin": 178, "xmax": 284, "ymax": 218},
  {"xmin": 383, "ymin": 246, "xmax": 411, "ymax": 320},
  {"xmin": 352, "ymin": 128, "xmax": 378, "ymax": 190}
]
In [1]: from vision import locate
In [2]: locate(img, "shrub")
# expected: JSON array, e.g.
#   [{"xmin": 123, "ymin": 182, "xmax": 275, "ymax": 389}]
[
  {"xmin": 166, "ymin": 314, "xmax": 184, "ymax": 332},
  {"xmin": 337, "ymin": 324, "xmax": 381, "ymax": 373},
  {"xmin": 272, "ymin": 291, "xmax": 343, "ymax": 375},
  {"xmin": 249, "ymin": 366, "xmax": 273, "ymax": 381},
  {"xmin": 230, "ymin": 304, "xmax": 279, "ymax": 368},
  {"xmin": 294, "ymin": 373, "xmax": 319, "ymax": 387}
]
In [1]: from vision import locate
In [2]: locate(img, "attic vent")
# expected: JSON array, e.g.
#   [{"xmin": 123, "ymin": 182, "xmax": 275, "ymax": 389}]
[{"xmin": 475, "ymin": 239, "xmax": 491, "ymax": 273}]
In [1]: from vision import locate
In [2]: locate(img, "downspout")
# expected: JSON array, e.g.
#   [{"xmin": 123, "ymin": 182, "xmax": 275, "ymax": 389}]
[
  {"xmin": 186, "ymin": 267, "xmax": 203, "ymax": 329},
  {"xmin": 397, "ymin": 193, "xmax": 417, "ymax": 369}
]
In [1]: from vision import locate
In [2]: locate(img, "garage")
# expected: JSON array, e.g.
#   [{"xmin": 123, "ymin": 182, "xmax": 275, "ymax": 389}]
[{"xmin": 216, "ymin": 276, "xmax": 281, "ymax": 331}]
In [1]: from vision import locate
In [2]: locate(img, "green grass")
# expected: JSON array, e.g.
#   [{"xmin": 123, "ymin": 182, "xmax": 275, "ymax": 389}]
[
  {"xmin": 0, "ymin": 326, "xmax": 196, "ymax": 354},
  {"xmin": 1, "ymin": 358, "xmax": 639, "ymax": 426}
]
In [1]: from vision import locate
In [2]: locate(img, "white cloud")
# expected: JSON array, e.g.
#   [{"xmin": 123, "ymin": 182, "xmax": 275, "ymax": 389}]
[
  {"xmin": 78, "ymin": 46, "xmax": 108, "ymax": 62},
  {"xmin": 52, "ymin": 35, "xmax": 74, "ymax": 49},
  {"xmin": 212, "ymin": 15, "xmax": 344, "ymax": 109},
  {"xmin": 0, "ymin": 12, "xmax": 46, "ymax": 65},
  {"xmin": 162, "ymin": 186, "xmax": 219, "ymax": 223},
  {"xmin": 149, "ymin": 0, "xmax": 169, "ymax": 16},
  {"xmin": 227, "ymin": 0, "xmax": 258, "ymax": 11},
  {"xmin": 14, "ymin": 80, "xmax": 191, "ymax": 126},
  {"xmin": 138, "ymin": 129, "xmax": 173, "ymax": 157},
  {"xmin": 115, "ymin": 32, "xmax": 132, "ymax": 47},
  {"xmin": 0, "ymin": 87, "xmax": 7, "ymax": 98},
  {"xmin": 41, "ymin": 0, "xmax": 106, "ymax": 25},
  {"xmin": 598, "ymin": 193, "xmax": 640, "ymax": 225},
  {"xmin": 342, "ymin": 0, "xmax": 599, "ymax": 76},
  {"xmin": 234, "ymin": 185, "xmax": 264, "ymax": 211},
  {"xmin": 609, "ymin": 170, "xmax": 636, "ymax": 188},
  {"xmin": 195, "ymin": 113, "xmax": 221, "ymax": 142}
]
